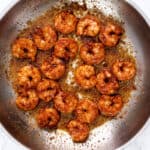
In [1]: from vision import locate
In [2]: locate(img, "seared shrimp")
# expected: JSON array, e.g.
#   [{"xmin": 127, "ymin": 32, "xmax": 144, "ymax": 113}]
[
  {"xmin": 18, "ymin": 65, "xmax": 41, "ymax": 89},
  {"xmin": 112, "ymin": 60, "xmax": 136, "ymax": 81},
  {"xmin": 33, "ymin": 25, "xmax": 57, "ymax": 51},
  {"xmin": 54, "ymin": 11, "xmax": 77, "ymax": 34},
  {"xmin": 80, "ymin": 42, "xmax": 105, "ymax": 65},
  {"xmin": 54, "ymin": 38, "xmax": 78, "ymax": 60},
  {"xmin": 37, "ymin": 79, "xmax": 59, "ymax": 102},
  {"xmin": 96, "ymin": 69, "xmax": 119, "ymax": 95},
  {"xmin": 75, "ymin": 65, "xmax": 96, "ymax": 89},
  {"xmin": 75, "ymin": 99, "xmax": 98, "ymax": 123},
  {"xmin": 77, "ymin": 15, "xmax": 100, "ymax": 37},
  {"xmin": 99, "ymin": 22, "xmax": 123, "ymax": 47},
  {"xmin": 98, "ymin": 95, "xmax": 123, "ymax": 117},
  {"xmin": 67, "ymin": 120, "xmax": 89, "ymax": 142},
  {"xmin": 12, "ymin": 38, "xmax": 37, "ymax": 61},
  {"xmin": 36, "ymin": 108, "xmax": 60, "ymax": 128},
  {"xmin": 16, "ymin": 89, "xmax": 39, "ymax": 111},
  {"xmin": 54, "ymin": 91, "xmax": 78, "ymax": 113},
  {"xmin": 41, "ymin": 57, "xmax": 65, "ymax": 80}
]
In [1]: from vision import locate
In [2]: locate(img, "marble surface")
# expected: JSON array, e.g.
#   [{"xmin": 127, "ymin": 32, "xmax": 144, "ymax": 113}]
[{"xmin": 0, "ymin": 0, "xmax": 149, "ymax": 149}]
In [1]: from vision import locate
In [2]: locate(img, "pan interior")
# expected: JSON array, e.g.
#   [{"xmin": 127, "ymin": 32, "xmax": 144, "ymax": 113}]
[{"xmin": 0, "ymin": 0, "xmax": 149, "ymax": 150}]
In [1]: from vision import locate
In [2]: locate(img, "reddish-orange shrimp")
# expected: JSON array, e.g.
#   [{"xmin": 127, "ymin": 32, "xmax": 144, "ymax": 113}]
[
  {"xmin": 16, "ymin": 89, "xmax": 39, "ymax": 111},
  {"xmin": 37, "ymin": 79, "xmax": 59, "ymax": 102},
  {"xmin": 77, "ymin": 15, "xmax": 100, "ymax": 37},
  {"xmin": 98, "ymin": 95, "xmax": 123, "ymax": 117},
  {"xmin": 54, "ymin": 91, "xmax": 78, "ymax": 113},
  {"xmin": 41, "ymin": 57, "xmax": 65, "ymax": 80},
  {"xmin": 96, "ymin": 69, "xmax": 119, "ymax": 95},
  {"xmin": 80, "ymin": 42, "xmax": 105, "ymax": 65},
  {"xmin": 75, "ymin": 99, "xmax": 99, "ymax": 124},
  {"xmin": 99, "ymin": 22, "xmax": 123, "ymax": 47},
  {"xmin": 17, "ymin": 65, "xmax": 41, "ymax": 89},
  {"xmin": 33, "ymin": 25, "xmax": 57, "ymax": 51},
  {"xmin": 12, "ymin": 38, "xmax": 37, "ymax": 61},
  {"xmin": 112, "ymin": 60, "xmax": 136, "ymax": 81},
  {"xmin": 67, "ymin": 120, "xmax": 89, "ymax": 142},
  {"xmin": 36, "ymin": 108, "xmax": 60, "ymax": 128},
  {"xmin": 75, "ymin": 65, "xmax": 96, "ymax": 89},
  {"xmin": 54, "ymin": 38, "xmax": 78, "ymax": 60},
  {"xmin": 54, "ymin": 11, "xmax": 77, "ymax": 34}
]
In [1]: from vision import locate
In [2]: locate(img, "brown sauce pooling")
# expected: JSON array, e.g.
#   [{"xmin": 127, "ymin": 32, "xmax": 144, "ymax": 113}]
[{"xmin": 8, "ymin": 2, "xmax": 136, "ymax": 131}]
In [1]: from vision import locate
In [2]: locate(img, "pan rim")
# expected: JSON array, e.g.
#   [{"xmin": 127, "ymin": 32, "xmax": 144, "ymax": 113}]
[{"xmin": 0, "ymin": 0, "xmax": 149, "ymax": 149}]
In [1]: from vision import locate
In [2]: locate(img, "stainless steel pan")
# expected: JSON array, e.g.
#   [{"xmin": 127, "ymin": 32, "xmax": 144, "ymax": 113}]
[{"xmin": 0, "ymin": 0, "xmax": 149, "ymax": 149}]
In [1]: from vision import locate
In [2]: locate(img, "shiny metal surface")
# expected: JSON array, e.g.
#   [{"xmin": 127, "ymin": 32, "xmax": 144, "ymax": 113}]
[{"xmin": 0, "ymin": 0, "xmax": 149, "ymax": 149}]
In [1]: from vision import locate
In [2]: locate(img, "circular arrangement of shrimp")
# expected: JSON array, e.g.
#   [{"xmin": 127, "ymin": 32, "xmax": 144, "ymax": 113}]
[{"xmin": 11, "ymin": 6, "xmax": 136, "ymax": 143}]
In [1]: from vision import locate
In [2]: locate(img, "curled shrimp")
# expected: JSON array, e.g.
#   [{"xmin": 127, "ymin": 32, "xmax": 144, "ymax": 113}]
[
  {"xmin": 112, "ymin": 60, "xmax": 136, "ymax": 81},
  {"xmin": 54, "ymin": 91, "xmax": 78, "ymax": 113},
  {"xmin": 75, "ymin": 99, "xmax": 99, "ymax": 123},
  {"xmin": 37, "ymin": 79, "xmax": 59, "ymax": 102},
  {"xmin": 67, "ymin": 120, "xmax": 89, "ymax": 142},
  {"xmin": 80, "ymin": 42, "xmax": 105, "ymax": 65},
  {"xmin": 54, "ymin": 11, "xmax": 77, "ymax": 34},
  {"xmin": 33, "ymin": 25, "xmax": 57, "ymax": 51},
  {"xmin": 54, "ymin": 38, "xmax": 78, "ymax": 60},
  {"xmin": 41, "ymin": 57, "xmax": 65, "ymax": 80},
  {"xmin": 98, "ymin": 95, "xmax": 123, "ymax": 117},
  {"xmin": 75, "ymin": 65, "xmax": 96, "ymax": 89},
  {"xmin": 16, "ymin": 89, "xmax": 39, "ymax": 111},
  {"xmin": 36, "ymin": 108, "xmax": 60, "ymax": 128},
  {"xmin": 12, "ymin": 38, "xmax": 37, "ymax": 61},
  {"xmin": 18, "ymin": 65, "xmax": 41, "ymax": 89},
  {"xmin": 96, "ymin": 69, "xmax": 119, "ymax": 95},
  {"xmin": 77, "ymin": 15, "xmax": 100, "ymax": 37},
  {"xmin": 99, "ymin": 22, "xmax": 123, "ymax": 47}
]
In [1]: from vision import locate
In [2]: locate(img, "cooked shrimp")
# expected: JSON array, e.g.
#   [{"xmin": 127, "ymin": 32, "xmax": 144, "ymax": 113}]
[
  {"xmin": 36, "ymin": 108, "xmax": 60, "ymax": 128},
  {"xmin": 98, "ymin": 95, "xmax": 123, "ymax": 117},
  {"xmin": 75, "ymin": 99, "xmax": 98, "ymax": 123},
  {"xmin": 54, "ymin": 38, "xmax": 78, "ymax": 60},
  {"xmin": 37, "ymin": 79, "xmax": 59, "ymax": 102},
  {"xmin": 99, "ymin": 22, "xmax": 123, "ymax": 47},
  {"xmin": 18, "ymin": 65, "xmax": 41, "ymax": 89},
  {"xmin": 112, "ymin": 60, "xmax": 136, "ymax": 81},
  {"xmin": 96, "ymin": 69, "xmax": 119, "ymax": 95},
  {"xmin": 54, "ymin": 11, "xmax": 77, "ymax": 34},
  {"xmin": 80, "ymin": 42, "xmax": 105, "ymax": 65},
  {"xmin": 67, "ymin": 120, "xmax": 89, "ymax": 142},
  {"xmin": 33, "ymin": 25, "xmax": 57, "ymax": 51},
  {"xmin": 54, "ymin": 91, "xmax": 78, "ymax": 113},
  {"xmin": 77, "ymin": 15, "xmax": 100, "ymax": 37},
  {"xmin": 12, "ymin": 38, "xmax": 37, "ymax": 61},
  {"xmin": 75, "ymin": 65, "xmax": 96, "ymax": 89},
  {"xmin": 41, "ymin": 57, "xmax": 65, "ymax": 80},
  {"xmin": 16, "ymin": 89, "xmax": 39, "ymax": 111}
]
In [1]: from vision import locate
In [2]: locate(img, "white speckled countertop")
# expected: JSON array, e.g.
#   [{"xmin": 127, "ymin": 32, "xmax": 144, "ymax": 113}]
[{"xmin": 0, "ymin": 0, "xmax": 149, "ymax": 149}]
